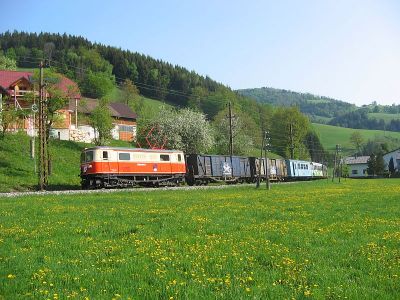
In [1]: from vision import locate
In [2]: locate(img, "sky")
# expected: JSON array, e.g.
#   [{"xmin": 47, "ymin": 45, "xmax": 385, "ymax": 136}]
[{"xmin": 1, "ymin": 0, "xmax": 399, "ymax": 106}]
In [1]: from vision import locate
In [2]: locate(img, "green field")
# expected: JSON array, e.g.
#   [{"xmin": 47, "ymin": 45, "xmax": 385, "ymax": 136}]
[
  {"xmin": 368, "ymin": 113, "xmax": 400, "ymax": 123},
  {"xmin": 0, "ymin": 180, "xmax": 399, "ymax": 299},
  {"xmin": 312, "ymin": 123, "xmax": 400, "ymax": 152}
]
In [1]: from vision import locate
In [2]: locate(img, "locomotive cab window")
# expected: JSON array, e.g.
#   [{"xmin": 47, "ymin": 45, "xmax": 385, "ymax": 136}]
[
  {"xmin": 85, "ymin": 151, "xmax": 94, "ymax": 162},
  {"xmin": 160, "ymin": 154, "xmax": 170, "ymax": 161},
  {"xmin": 103, "ymin": 151, "xmax": 108, "ymax": 160},
  {"xmin": 178, "ymin": 154, "xmax": 182, "ymax": 162},
  {"xmin": 119, "ymin": 153, "xmax": 130, "ymax": 161}
]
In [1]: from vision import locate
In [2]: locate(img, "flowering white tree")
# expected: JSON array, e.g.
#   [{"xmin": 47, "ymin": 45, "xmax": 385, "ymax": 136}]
[{"xmin": 147, "ymin": 107, "xmax": 214, "ymax": 153}]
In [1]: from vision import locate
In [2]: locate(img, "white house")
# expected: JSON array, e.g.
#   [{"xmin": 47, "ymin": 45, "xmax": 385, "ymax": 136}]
[
  {"xmin": 344, "ymin": 156, "xmax": 370, "ymax": 178},
  {"xmin": 383, "ymin": 148, "xmax": 400, "ymax": 173}
]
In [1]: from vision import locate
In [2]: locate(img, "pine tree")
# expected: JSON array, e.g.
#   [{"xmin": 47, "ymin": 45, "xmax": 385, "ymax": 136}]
[
  {"xmin": 388, "ymin": 157, "xmax": 395, "ymax": 176},
  {"xmin": 375, "ymin": 152, "xmax": 385, "ymax": 176},
  {"xmin": 367, "ymin": 154, "xmax": 377, "ymax": 176}
]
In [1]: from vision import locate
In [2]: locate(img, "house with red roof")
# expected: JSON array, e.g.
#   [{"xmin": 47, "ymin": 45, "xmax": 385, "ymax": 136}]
[{"xmin": 0, "ymin": 70, "xmax": 137, "ymax": 142}]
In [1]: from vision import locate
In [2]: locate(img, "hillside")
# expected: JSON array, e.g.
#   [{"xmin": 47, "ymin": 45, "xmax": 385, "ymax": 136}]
[
  {"xmin": 237, "ymin": 87, "xmax": 356, "ymax": 121},
  {"xmin": 312, "ymin": 123, "xmax": 400, "ymax": 153},
  {"xmin": 368, "ymin": 112, "xmax": 400, "ymax": 123}
]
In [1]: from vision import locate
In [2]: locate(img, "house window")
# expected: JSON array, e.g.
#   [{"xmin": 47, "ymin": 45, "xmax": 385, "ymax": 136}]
[
  {"xmin": 160, "ymin": 154, "xmax": 170, "ymax": 161},
  {"xmin": 103, "ymin": 151, "xmax": 108, "ymax": 160},
  {"xmin": 352, "ymin": 169, "xmax": 358, "ymax": 175},
  {"xmin": 119, "ymin": 153, "xmax": 130, "ymax": 161},
  {"xmin": 119, "ymin": 125, "xmax": 135, "ymax": 132}
]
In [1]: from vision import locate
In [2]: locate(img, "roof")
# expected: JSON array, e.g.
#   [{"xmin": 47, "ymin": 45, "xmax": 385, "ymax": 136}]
[
  {"xmin": 344, "ymin": 156, "xmax": 370, "ymax": 165},
  {"xmin": 57, "ymin": 76, "xmax": 80, "ymax": 99},
  {"xmin": 0, "ymin": 70, "xmax": 80, "ymax": 98},
  {"xmin": 0, "ymin": 70, "xmax": 33, "ymax": 90},
  {"xmin": 383, "ymin": 148, "xmax": 400, "ymax": 158},
  {"xmin": 70, "ymin": 98, "xmax": 137, "ymax": 120},
  {"xmin": 84, "ymin": 146, "xmax": 181, "ymax": 153},
  {"xmin": 109, "ymin": 102, "xmax": 137, "ymax": 119}
]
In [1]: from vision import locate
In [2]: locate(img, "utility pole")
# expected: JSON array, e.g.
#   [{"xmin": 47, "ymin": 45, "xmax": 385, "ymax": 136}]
[
  {"xmin": 228, "ymin": 102, "xmax": 233, "ymax": 157},
  {"xmin": 256, "ymin": 108, "xmax": 265, "ymax": 189},
  {"xmin": 332, "ymin": 144, "xmax": 340, "ymax": 182},
  {"xmin": 338, "ymin": 144, "xmax": 342, "ymax": 183},
  {"xmin": 256, "ymin": 132, "xmax": 264, "ymax": 188},
  {"xmin": 265, "ymin": 131, "xmax": 271, "ymax": 190},
  {"xmin": 228, "ymin": 102, "xmax": 234, "ymax": 178},
  {"xmin": 289, "ymin": 123, "xmax": 294, "ymax": 159},
  {"xmin": 38, "ymin": 61, "xmax": 48, "ymax": 190},
  {"xmin": 0, "ymin": 94, "xmax": 2, "ymax": 126}
]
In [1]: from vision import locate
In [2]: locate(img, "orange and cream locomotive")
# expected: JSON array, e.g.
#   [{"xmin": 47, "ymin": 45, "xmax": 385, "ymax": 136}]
[{"xmin": 80, "ymin": 147, "xmax": 186, "ymax": 188}]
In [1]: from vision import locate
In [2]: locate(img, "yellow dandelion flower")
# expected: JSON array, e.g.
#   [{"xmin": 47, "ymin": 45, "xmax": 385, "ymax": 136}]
[{"xmin": 7, "ymin": 274, "xmax": 16, "ymax": 279}]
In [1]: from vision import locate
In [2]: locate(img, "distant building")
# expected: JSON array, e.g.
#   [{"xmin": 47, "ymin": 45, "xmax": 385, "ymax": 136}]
[
  {"xmin": 0, "ymin": 70, "xmax": 80, "ymax": 135},
  {"xmin": 344, "ymin": 156, "xmax": 370, "ymax": 178},
  {"xmin": 0, "ymin": 70, "xmax": 137, "ymax": 143},
  {"xmin": 383, "ymin": 148, "xmax": 400, "ymax": 173},
  {"xmin": 65, "ymin": 98, "xmax": 137, "ymax": 143}
]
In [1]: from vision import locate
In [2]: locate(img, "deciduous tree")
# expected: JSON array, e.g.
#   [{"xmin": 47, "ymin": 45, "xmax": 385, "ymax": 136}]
[
  {"xmin": 143, "ymin": 107, "xmax": 214, "ymax": 154},
  {"xmin": 120, "ymin": 79, "xmax": 142, "ymax": 112},
  {"xmin": 350, "ymin": 131, "xmax": 364, "ymax": 154},
  {"xmin": 0, "ymin": 55, "xmax": 17, "ymax": 70},
  {"xmin": 89, "ymin": 98, "xmax": 113, "ymax": 146},
  {"xmin": 271, "ymin": 107, "xmax": 310, "ymax": 159}
]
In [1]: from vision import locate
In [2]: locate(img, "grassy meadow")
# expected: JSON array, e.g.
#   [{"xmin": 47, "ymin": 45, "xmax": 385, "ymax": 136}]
[
  {"xmin": 312, "ymin": 123, "xmax": 400, "ymax": 152},
  {"xmin": 0, "ymin": 179, "xmax": 399, "ymax": 299}
]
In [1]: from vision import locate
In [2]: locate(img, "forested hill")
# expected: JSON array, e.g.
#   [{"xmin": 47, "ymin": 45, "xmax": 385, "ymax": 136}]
[
  {"xmin": 0, "ymin": 31, "xmax": 227, "ymax": 108},
  {"xmin": 238, "ymin": 87, "xmax": 357, "ymax": 122}
]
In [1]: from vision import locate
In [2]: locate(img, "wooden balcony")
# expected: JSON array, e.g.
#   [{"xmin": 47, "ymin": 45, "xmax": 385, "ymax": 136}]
[{"xmin": 9, "ymin": 90, "xmax": 39, "ymax": 98}]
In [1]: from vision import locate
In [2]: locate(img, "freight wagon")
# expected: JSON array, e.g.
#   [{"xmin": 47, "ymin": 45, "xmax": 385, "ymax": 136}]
[{"xmin": 185, "ymin": 154, "xmax": 252, "ymax": 185}]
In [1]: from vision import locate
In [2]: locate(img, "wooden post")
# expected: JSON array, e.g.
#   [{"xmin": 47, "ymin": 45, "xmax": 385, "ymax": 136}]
[
  {"xmin": 256, "ymin": 134, "xmax": 264, "ymax": 188},
  {"xmin": 38, "ymin": 61, "xmax": 48, "ymax": 190},
  {"xmin": 265, "ymin": 131, "xmax": 271, "ymax": 190},
  {"xmin": 0, "ymin": 94, "xmax": 2, "ymax": 126},
  {"xmin": 75, "ymin": 98, "xmax": 78, "ymax": 128}
]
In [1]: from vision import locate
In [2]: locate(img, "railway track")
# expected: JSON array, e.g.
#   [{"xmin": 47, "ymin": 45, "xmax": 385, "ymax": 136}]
[{"xmin": 0, "ymin": 181, "xmax": 308, "ymax": 198}]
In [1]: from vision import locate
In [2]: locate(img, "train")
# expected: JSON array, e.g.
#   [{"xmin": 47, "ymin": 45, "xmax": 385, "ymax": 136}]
[{"xmin": 80, "ymin": 146, "xmax": 328, "ymax": 189}]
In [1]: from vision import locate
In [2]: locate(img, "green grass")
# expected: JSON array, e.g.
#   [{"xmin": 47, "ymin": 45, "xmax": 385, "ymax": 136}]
[
  {"xmin": 368, "ymin": 113, "xmax": 400, "ymax": 123},
  {"xmin": 0, "ymin": 133, "xmax": 133, "ymax": 192},
  {"xmin": 108, "ymin": 86, "xmax": 174, "ymax": 115},
  {"xmin": 312, "ymin": 123, "xmax": 400, "ymax": 152},
  {"xmin": 0, "ymin": 179, "xmax": 399, "ymax": 299},
  {"xmin": 16, "ymin": 67, "xmax": 36, "ymax": 72}
]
